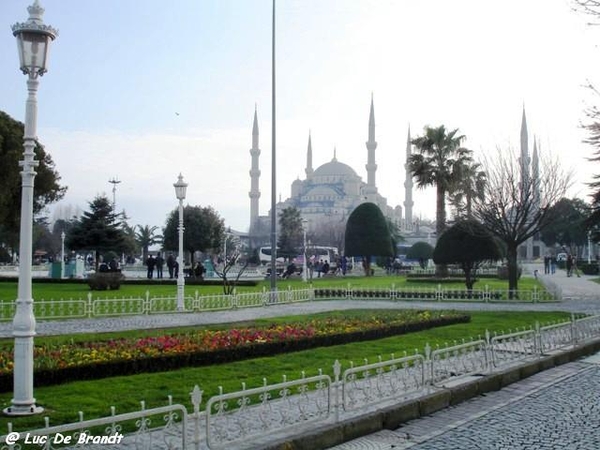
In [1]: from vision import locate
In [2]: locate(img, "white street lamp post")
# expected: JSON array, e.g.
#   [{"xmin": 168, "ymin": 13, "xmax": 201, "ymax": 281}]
[
  {"xmin": 174, "ymin": 174, "xmax": 188, "ymax": 312},
  {"xmin": 302, "ymin": 220, "xmax": 308, "ymax": 282},
  {"xmin": 60, "ymin": 231, "xmax": 65, "ymax": 279},
  {"xmin": 6, "ymin": 0, "xmax": 57, "ymax": 416}
]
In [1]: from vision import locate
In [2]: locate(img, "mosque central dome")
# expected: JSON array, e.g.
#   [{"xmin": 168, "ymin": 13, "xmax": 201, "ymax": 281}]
[{"xmin": 312, "ymin": 159, "xmax": 358, "ymax": 178}]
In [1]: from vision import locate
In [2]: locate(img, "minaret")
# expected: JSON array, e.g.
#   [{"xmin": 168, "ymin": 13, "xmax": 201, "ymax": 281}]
[
  {"xmin": 365, "ymin": 94, "xmax": 378, "ymax": 194},
  {"xmin": 249, "ymin": 106, "xmax": 261, "ymax": 231},
  {"xmin": 305, "ymin": 131, "xmax": 313, "ymax": 179},
  {"xmin": 404, "ymin": 125, "xmax": 414, "ymax": 225},
  {"xmin": 520, "ymin": 105, "xmax": 530, "ymax": 188}
]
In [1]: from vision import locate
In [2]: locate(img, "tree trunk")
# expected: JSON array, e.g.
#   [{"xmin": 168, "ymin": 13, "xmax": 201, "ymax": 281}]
[
  {"xmin": 362, "ymin": 256, "xmax": 372, "ymax": 276},
  {"xmin": 435, "ymin": 185, "xmax": 448, "ymax": 277},
  {"xmin": 507, "ymin": 244, "xmax": 519, "ymax": 299}
]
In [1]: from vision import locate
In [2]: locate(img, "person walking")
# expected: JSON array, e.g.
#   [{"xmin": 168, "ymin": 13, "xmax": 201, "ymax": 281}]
[
  {"xmin": 167, "ymin": 253, "xmax": 175, "ymax": 279},
  {"xmin": 155, "ymin": 252, "xmax": 164, "ymax": 279},
  {"xmin": 550, "ymin": 255, "xmax": 557, "ymax": 274},
  {"xmin": 566, "ymin": 254, "xmax": 573, "ymax": 277},
  {"xmin": 544, "ymin": 256, "xmax": 550, "ymax": 274},
  {"xmin": 146, "ymin": 254, "xmax": 155, "ymax": 279}
]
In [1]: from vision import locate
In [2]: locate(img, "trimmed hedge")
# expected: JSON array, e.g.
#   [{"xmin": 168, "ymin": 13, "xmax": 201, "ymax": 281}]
[
  {"xmin": 0, "ymin": 313, "xmax": 470, "ymax": 392},
  {"xmin": 314, "ymin": 289, "xmax": 502, "ymax": 301}
]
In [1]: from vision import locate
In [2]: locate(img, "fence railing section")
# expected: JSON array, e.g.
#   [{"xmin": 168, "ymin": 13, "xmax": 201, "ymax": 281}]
[
  {"xmin": 319, "ymin": 284, "xmax": 558, "ymax": 303},
  {"xmin": 1, "ymin": 399, "xmax": 188, "ymax": 450},
  {"xmin": 4, "ymin": 314, "xmax": 600, "ymax": 449},
  {"xmin": 205, "ymin": 372, "xmax": 332, "ymax": 449},
  {"xmin": 0, "ymin": 283, "xmax": 559, "ymax": 322},
  {"xmin": 0, "ymin": 288, "xmax": 314, "ymax": 322},
  {"xmin": 429, "ymin": 339, "xmax": 488, "ymax": 385},
  {"xmin": 341, "ymin": 353, "xmax": 425, "ymax": 411}
]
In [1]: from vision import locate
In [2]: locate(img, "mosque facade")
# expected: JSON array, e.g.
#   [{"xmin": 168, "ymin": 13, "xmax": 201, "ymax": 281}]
[{"xmin": 247, "ymin": 97, "xmax": 413, "ymax": 241}]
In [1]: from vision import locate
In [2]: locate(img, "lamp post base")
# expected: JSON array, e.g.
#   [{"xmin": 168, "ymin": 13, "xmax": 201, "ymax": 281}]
[{"xmin": 4, "ymin": 404, "xmax": 43, "ymax": 416}]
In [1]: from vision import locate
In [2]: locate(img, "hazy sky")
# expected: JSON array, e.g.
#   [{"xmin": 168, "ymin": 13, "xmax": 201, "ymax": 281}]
[{"xmin": 1, "ymin": 0, "xmax": 599, "ymax": 232}]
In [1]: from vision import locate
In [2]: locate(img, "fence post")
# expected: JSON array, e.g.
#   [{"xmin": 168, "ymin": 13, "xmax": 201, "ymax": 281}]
[
  {"xmin": 145, "ymin": 290, "xmax": 151, "ymax": 315},
  {"xmin": 535, "ymin": 321, "xmax": 541, "ymax": 355},
  {"xmin": 485, "ymin": 329, "xmax": 492, "ymax": 371},
  {"xmin": 571, "ymin": 312, "xmax": 577, "ymax": 345},
  {"xmin": 190, "ymin": 385, "xmax": 203, "ymax": 450},
  {"xmin": 437, "ymin": 284, "xmax": 442, "ymax": 302},
  {"xmin": 424, "ymin": 343, "xmax": 432, "ymax": 384},
  {"xmin": 87, "ymin": 292, "xmax": 93, "ymax": 318},
  {"xmin": 333, "ymin": 360, "xmax": 341, "ymax": 423}
]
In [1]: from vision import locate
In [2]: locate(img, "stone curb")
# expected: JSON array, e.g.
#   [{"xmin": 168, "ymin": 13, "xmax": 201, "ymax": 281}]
[{"xmin": 261, "ymin": 338, "xmax": 600, "ymax": 450}]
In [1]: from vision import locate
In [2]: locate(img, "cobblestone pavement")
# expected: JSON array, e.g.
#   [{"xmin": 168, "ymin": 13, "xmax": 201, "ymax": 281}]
[{"xmin": 329, "ymin": 354, "xmax": 600, "ymax": 449}]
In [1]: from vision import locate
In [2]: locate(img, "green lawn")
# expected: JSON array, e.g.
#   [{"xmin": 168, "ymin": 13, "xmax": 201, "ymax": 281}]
[
  {"xmin": 0, "ymin": 309, "xmax": 571, "ymax": 432},
  {"xmin": 0, "ymin": 275, "xmax": 543, "ymax": 303}
]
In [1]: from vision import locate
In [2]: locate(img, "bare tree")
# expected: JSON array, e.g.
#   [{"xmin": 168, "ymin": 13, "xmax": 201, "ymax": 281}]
[
  {"xmin": 573, "ymin": 0, "xmax": 600, "ymax": 22},
  {"xmin": 473, "ymin": 148, "xmax": 572, "ymax": 295},
  {"xmin": 212, "ymin": 247, "xmax": 249, "ymax": 295},
  {"xmin": 572, "ymin": 2, "xmax": 600, "ymax": 235}
]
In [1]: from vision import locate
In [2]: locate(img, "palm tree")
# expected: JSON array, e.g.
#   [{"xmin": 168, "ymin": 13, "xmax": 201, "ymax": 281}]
[
  {"xmin": 135, "ymin": 225, "xmax": 163, "ymax": 262},
  {"xmin": 449, "ymin": 161, "xmax": 487, "ymax": 219},
  {"xmin": 408, "ymin": 125, "xmax": 473, "ymax": 276}
]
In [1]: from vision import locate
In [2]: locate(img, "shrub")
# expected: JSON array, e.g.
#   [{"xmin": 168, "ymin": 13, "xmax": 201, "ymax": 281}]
[
  {"xmin": 579, "ymin": 262, "xmax": 599, "ymax": 275},
  {"xmin": 497, "ymin": 265, "xmax": 522, "ymax": 280},
  {"xmin": 87, "ymin": 272, "xmax": 124, "ymax": 290}
]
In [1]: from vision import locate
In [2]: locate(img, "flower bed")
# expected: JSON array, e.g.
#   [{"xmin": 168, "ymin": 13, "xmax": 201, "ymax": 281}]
[{"xmin": 0, "ymin": 310, "xmax": 469, "ymax": 391}]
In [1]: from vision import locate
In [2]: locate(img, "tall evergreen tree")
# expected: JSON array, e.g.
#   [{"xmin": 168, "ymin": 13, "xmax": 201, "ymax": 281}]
[{"xmin": 67, "ymin": 195, "xmax": 130, "ymax": 269}]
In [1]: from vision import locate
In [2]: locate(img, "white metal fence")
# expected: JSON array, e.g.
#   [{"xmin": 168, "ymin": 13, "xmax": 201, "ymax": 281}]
[
  {"xmin": 0, "ymin": 284, "xmax": 559, "ymax": 322},
  {"xmin": 4, "ymin": 313, "xmax": 599, "ymax": 449},
  {"xmin": 0, "ymin": 288, "xmax": 315, "ymax": 322}
]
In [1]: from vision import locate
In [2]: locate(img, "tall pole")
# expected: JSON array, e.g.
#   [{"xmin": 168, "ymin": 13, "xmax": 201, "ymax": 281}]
[
  {"xmin": 60, "ymin": 231, "xmax": 65, "ymax": 279},
  {"xmin": 7, "ymin": 0, "xmax": 58, "ymax": 414},
  {"xmin": 270, "ymin": 0, "xmax": 277, "ymax": 295},
  {"xmin": 588, "ymin": 230, "xmax": 592, "ymax": 264},
  {"xmin": 302, "ymin": 220, "xmax": 307, "ymax": 282},
  {"xmin": 177, "ymin": 198, "xmax": 185, "ymax": 311},
  {"xmin": 7, "ymin": 71, "xmax": 43, "ymax": 415}
]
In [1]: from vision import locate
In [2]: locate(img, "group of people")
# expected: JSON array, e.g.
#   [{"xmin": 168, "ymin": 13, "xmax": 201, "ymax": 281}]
[
  {"xmin": 146, "ymin": 252, "xmax": 180, "ymax": 279},
  {"xmin": 542, "ymin": 255, "xmax": 558, "ymax": 275},
  {"xmin": 539, "ymin": 253, "xmax": 580, "ymax": 278}
]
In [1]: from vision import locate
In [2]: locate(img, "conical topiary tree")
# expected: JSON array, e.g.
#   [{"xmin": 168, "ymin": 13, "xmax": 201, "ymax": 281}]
[
  {"xmin": 344, "ymin": 202, "xmax": 394, "ymax": 276},
  {"xmin": 433, "ymin": 219, "xmax": 501, "ymax": 290}
]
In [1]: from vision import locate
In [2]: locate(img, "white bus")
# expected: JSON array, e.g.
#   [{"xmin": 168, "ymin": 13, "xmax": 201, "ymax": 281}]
[
  {"xmin": 258, "ymin": 247, "xmax": 285, "ymax": 265},
  {"xmin": 306, "ymin": 246, "xmax": 338, "ymax": 266}
]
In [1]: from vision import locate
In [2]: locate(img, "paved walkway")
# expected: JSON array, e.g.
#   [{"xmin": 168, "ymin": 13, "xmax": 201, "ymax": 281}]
[
  {"xmin": 329, "ymin": 264, "xmax": 600, "ymax": 450},
  {"xmin": 0, "ymin": 262, "xmax": 597, "ymax": 338}
]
